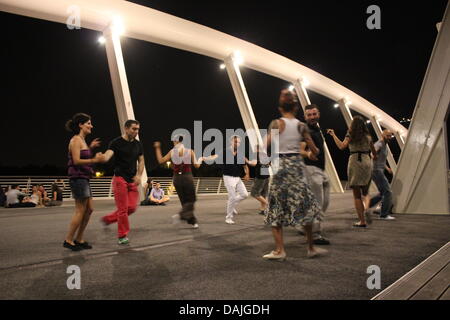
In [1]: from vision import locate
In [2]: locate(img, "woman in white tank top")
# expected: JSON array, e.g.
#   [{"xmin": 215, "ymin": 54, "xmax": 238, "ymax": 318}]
[{"xmin": 263, "ymin": 89, "xmax": 327, "ymax": 260}]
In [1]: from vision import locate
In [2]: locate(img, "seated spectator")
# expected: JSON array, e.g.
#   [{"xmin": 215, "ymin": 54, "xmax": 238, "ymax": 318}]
[
  {"xmin": 149, "ymin": 182, "xmax": 170, "ymax": 205},
  {"xmin": 6, "ymin": 185, "xmax": 36, "ymax": 208},
  {"xmin": 46, "ymin": 179, "xmax": 65, "ymax": 207},
  {"xmin": 141, "ymin": 182, "xmax": 169, "ymax": 205},
  {"xmin": 144, "ymin": 177, "xmax": 153, "ymax": 200},
  {"xmin": 22, "ymin": 185, "xmax": 40, "ymax": 207},
  {"xmin": 37, "ymin": 184, "xmax": 50, "ymax": 206}
]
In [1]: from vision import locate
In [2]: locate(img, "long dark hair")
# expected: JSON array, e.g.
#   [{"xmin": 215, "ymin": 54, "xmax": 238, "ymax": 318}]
[
  {"xmin": 65, "ymin": 113, "xmax": 91, "ymax": 134},
  {"xmin": 349, "ymin": 116, "xmax": 370, "ymax": 143}
]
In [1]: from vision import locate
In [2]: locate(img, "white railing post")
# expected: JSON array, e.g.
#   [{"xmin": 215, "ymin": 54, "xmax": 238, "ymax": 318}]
[
  {"xmin": 217, "ymin": 178, "xmax": 222, "ymax": 194},
  {"xmin": 103, "ymin": 26, "xmax": 148, "ymax": 200},
  {"xmin": 293, "ymin": 79, "xmax": 344, "ymax": 193},
  {"xmin": 195, "ymin": 178, "xmax": 200, "ymax": 194}
]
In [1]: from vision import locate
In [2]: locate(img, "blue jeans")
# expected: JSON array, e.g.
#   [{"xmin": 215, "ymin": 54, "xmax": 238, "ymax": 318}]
[{"xmin": 369, "ymin": 169, "xmax": 392, "ymax": 217}]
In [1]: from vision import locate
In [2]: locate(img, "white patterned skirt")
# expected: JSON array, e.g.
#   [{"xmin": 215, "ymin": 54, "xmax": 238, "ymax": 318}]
[{"xmin": 265, "ymin": 154, "xmax": 323, "ymax": 227}]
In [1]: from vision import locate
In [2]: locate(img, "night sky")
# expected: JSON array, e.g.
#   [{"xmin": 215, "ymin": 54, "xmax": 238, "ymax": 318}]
[{"xmin": 0, "ymin": 0, "xmax": 447, "ymax": 178}]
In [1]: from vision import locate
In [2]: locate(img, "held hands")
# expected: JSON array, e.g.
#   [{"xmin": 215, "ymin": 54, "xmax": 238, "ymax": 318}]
[
  {"xmin": 90, "ymin": 138, "xmax": 101, "ymax": 149},
  {"xmin": 92, "ymin": 152, "xmax": 105, "ymax": 163},
  {"xmin": 244, "ymin": 175, "xmax": 250, "ymax": 182}
]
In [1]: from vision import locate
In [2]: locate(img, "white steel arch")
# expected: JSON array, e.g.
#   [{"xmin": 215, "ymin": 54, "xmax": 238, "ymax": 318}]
[{"xmin": 0, "ymin": 0, "xmax": 408, "ymax": 138}]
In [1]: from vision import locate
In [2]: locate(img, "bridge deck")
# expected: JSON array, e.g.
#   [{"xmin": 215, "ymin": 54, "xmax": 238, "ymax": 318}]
[
  {"xmin": 373, "ymin": 242, "xmax": 449, "ymax": 300},
  {"xmin": 0, "ymin": 192, "xmax": 449, "ymax": 300}
]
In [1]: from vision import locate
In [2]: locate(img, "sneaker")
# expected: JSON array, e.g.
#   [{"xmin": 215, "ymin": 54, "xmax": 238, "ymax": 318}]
[
  {"xmin": 118, "ymin": 237, "xmax": 129, "ymax": 245},
  {"xmin": 192, "ymin": 223, "xmax": 199, "ymax": 229},
  {"xmin": 63, "ymin": 241, "xmax": 82, "ymax": 251},
  {"xmin": 377, "ymin": 215, "xmax": 396, "ymax": 220},
  {"xmin": 262, "ymin": 251, "xmax": 286, "ymax": 261},
  {"xmin": 172, "ymin": 214, "xmax": 181, "ymax": 225},
  {"xmin": 74, "ymin": 240, "xmax": 93, "ymax": 249},
  {"xmin": 225, "ymin": 218, "xmax": 235, "ymax": 225},
  {"xmin": 313, "ymin": 237, "xmax": 330, "ymax": 245},
  {"xmin": 307, "ymin": 247, "xmax": 328, "ymax": 258}
]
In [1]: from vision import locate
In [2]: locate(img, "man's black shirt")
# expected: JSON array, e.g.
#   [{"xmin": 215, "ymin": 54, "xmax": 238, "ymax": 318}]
[
  {"xmin": 304, "ymin": 123, "xmax": 325, "ymax": 170},
  {"xmin": 108, "ymin": 137, "xmax": 144, "ymax": 183},
  {"xmin": 217, "ymin": 148, "xmax": 245, "ymax": 177}
]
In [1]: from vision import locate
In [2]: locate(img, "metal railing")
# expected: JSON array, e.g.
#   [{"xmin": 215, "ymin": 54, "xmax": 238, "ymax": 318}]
[
  {"xmin": 0, "ymin": 174, "xmax": 355, "ymax": 200},
  {"xmin": 0, "ymin": 176, "xmax": 254, "ymax": 199}
]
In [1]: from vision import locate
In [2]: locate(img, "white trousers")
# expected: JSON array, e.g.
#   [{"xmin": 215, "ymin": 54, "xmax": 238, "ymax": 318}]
[{"xmin": 223, "ymin": 175, "xmax": 248, "ymax": 220}]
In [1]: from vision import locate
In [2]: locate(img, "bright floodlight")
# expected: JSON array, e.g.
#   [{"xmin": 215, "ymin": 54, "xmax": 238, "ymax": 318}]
[
  {"xmin": 366, "ymin": 120, "xmax": 371, "ymax": 124},
  {"xmin": 98, "ymin": 36, "xmax": 106, "ymax": 44},
  {"xmin": 220, "ymin": 63, "xmax": 226, "ymax": 70},
  {"xmin": 288, "ymin": 85, "xmax": 295, "ymax": 91},
  {"xmin": 334, "ymin": 103, "xmax": 339, "ymax": 108},
  {"xmin": 233, "ymin": 51, "xmax": 244, "ymax": 65},
  {"xmin": 111, "ymin": 16, "xmax": 125, "ymax": 36}
]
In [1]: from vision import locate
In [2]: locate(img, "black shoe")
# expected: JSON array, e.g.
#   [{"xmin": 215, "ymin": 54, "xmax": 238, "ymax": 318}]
[
  {"xmin": 313, "ymin": 237, "xmax": 330, "ymax": 245},
  {"xmin": 63, "ymin": 241, "xmax": 82, "ymax": 251},
  {"xmin": 352, "ymin": 222, "xmax": 367, "ymax": 228},
  {"xmin": 258, "ymin": 210, "xmax": 265, "ymax": 215},
  {"xmin": 74, "ymin": 240, "xmax": 93, "ymax": 250}
]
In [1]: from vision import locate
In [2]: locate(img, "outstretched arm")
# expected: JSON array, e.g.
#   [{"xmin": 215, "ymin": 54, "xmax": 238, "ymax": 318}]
[
  {"xmin": 327, "ymin": 129, "xmax": 349, "ymax": 150},
  {"xmin": 303, "ymin": 130, "xmax": 319, "ymax": 155},
  {"xmin": 153, "ymin": 142, "xmax": 172, "ymax": 164},
  {"xmin": 71, "ymin": 136, "xmax": 103, "ymax": 165},
  {"xmin": 191, "ymin": 150, "xmax": 202, "ymax": 169}
]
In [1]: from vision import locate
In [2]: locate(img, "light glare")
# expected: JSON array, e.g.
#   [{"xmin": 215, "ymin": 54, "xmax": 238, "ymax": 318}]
[
  {"xmin": 233, "ymin": 51, "xmax": 244, "ymax": 65},
  {"xmin": 111, "ymin": 16, "xmax": 125, "ymax": 36}
]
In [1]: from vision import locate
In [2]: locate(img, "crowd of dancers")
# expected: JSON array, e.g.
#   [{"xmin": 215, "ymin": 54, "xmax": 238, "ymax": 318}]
[{"xmin": 62, "ymin": 89, "xmax": 395, "ymax": 261}]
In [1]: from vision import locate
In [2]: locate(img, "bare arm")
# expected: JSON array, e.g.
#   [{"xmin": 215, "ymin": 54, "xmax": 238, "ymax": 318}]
[
  {"xmin": 303, "ymin": 130, "xmax": 319, "ymax": 155},
  {"xmin": 153, "ymin": 142, "xmax": 172, "ymax": 164},
  {"xmin": 243, "ymin": 164, "xmax": 250, "ymax": 181},
  {"xmin": 191, "ymin": 150, "xmax": 202, "ymax": 169},
  {"xmin": 328, "ymin": 129, "xmax": 349, "ymax": 150},
  {"xmin": 103, "ymin": 150, "xmax": 114, "ymax": 162},
  {"xmin": 245, "ymin": 156, "xmax": 257, "ymax": 167},
  {"xmin": 370, "ymin": 141, "xmax": 378, "ymax": 161},
  {"xmin": 71, "ymin": 136, "xmax": 102, "ymax": 165},
  {"xmin": 202, "ymin": 154, "xmax": 219, "ymax": 162},
  {"xmin": 265, "ymin": 119, "xmax": 279, "ymax": 149},
  {"xmin": 149, "ymin": 190, "xmax": 158, "ymax": 202},
  {"xmin": 300, "ymin": 142, "xmax": 309, "ymax": 158}
]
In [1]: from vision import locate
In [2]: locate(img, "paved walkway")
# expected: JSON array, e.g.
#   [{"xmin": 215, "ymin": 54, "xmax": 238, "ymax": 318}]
[{"xmin": 0, "ymin": 192, "xmax": 449, "ymax": 299}]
